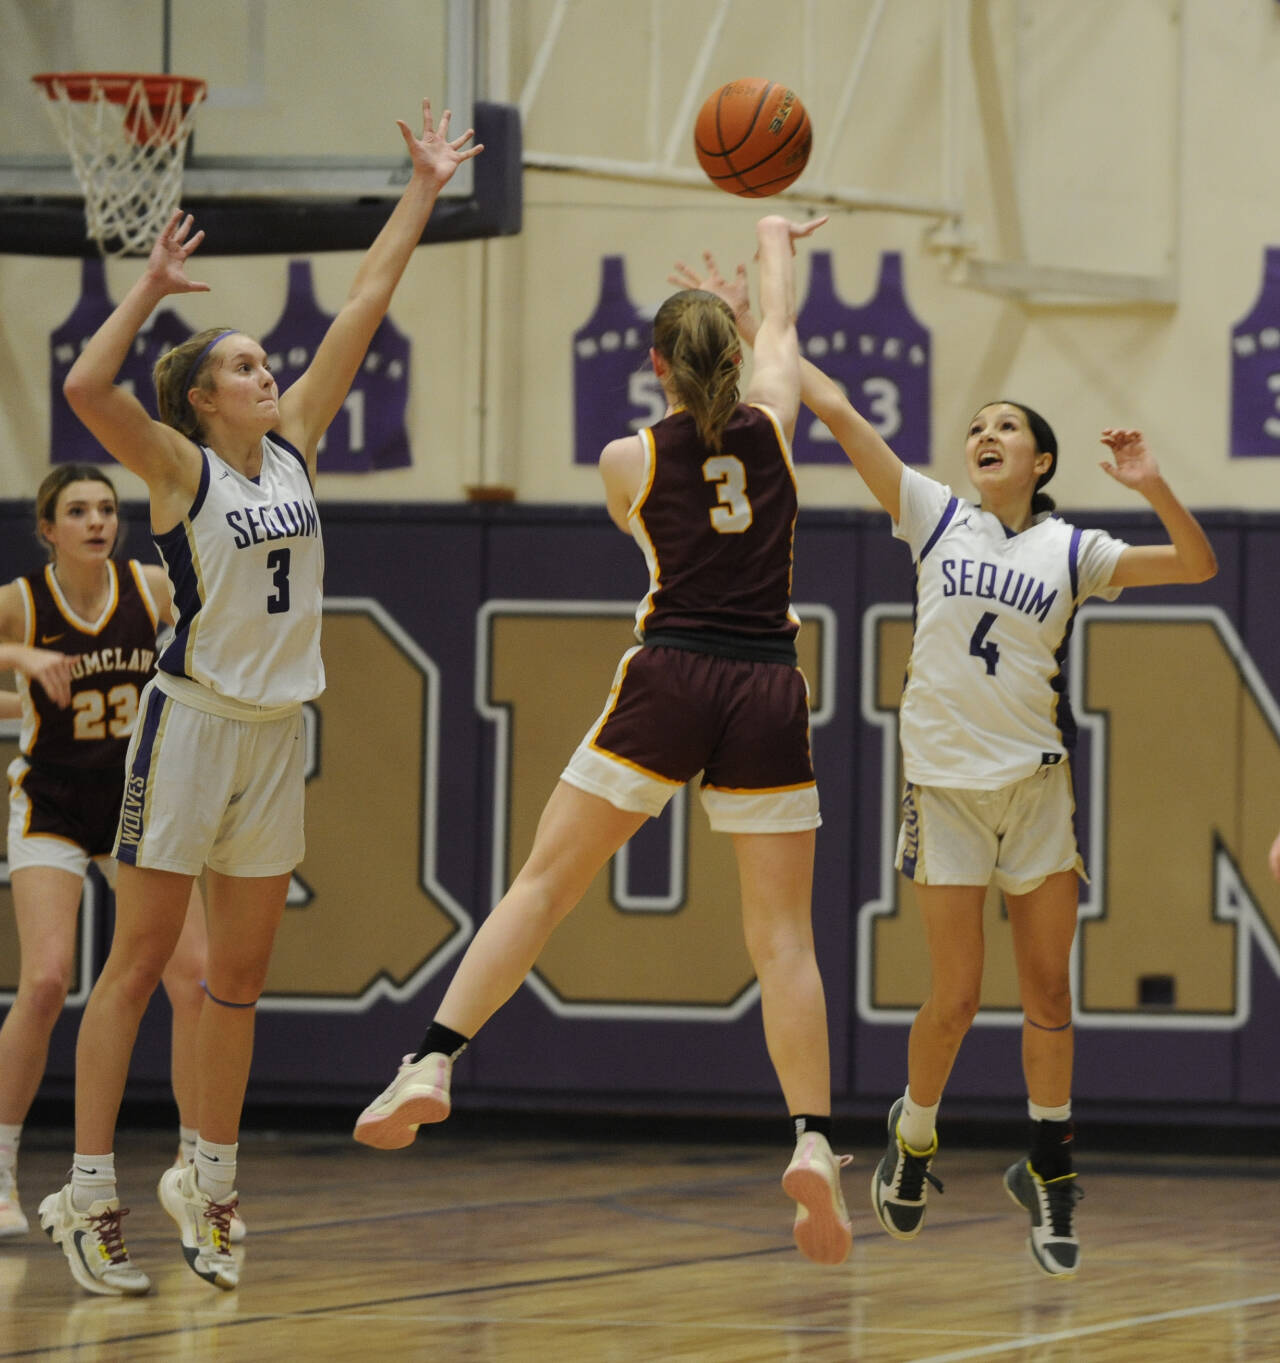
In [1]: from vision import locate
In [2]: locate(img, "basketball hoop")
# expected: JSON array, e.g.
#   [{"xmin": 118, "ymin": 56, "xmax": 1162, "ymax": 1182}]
[{"xmin": 32, "ymin": 72, "xmax": 207, "ymax": 257}]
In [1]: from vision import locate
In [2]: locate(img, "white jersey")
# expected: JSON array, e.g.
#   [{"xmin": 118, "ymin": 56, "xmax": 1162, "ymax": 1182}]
[
  {"xmin": 893, "ymin": 466, "xmax": 1127, "ymax": 789},
  {"xmin": 154, "ymin": 434, "xmax": 325, "ymax": 708}
]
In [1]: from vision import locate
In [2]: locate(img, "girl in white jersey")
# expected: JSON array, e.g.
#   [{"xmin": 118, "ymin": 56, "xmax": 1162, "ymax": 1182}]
[
  {"xmin": 42, "ymin": 99, "xmax": 481, "ymax": 1298},
  {"xmin": 672, "ymin": 252, "xmax": 1216, "ymax": 1279}
]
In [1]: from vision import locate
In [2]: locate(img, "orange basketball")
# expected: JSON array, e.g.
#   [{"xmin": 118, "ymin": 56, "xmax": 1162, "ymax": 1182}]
[{"xmin": 694, "ymin": 79, "xmax": 812, "ymax": 198}]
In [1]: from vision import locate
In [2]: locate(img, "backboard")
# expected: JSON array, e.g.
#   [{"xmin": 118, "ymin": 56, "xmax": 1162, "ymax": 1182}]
[{"xmin": 0, "ymin": 0, "xmax": 521, "ymax": 255}]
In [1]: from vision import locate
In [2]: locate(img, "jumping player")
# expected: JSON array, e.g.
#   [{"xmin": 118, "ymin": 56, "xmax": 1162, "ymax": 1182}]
[
  {"xmin": 671, "ymin": 250, "xmax": 1216, "ymax": 1278},
  {"xmin": 354, "ymin": 212, "xmax": 855, "ymax": 1268},
  {"xmin": 0, "ymin": 465, "xmax": 217, "ymax": 1244},
  {"xmin": 42, "ymin": 98, "xmax": 481, "ymax": 1297}
]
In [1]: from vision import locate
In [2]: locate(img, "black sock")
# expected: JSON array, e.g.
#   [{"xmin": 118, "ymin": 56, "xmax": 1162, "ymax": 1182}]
[
  {"xmin": 413, "ymin": 1021, "xmax": 470, "ymax": 1064},
  {"xmin": 1030, "ymin": 1118, "xmax": 1074, "ymax": 1180},
  {"xmin": 792, "ymin": 1114, "xmax": 832, "ymax": 1141}
]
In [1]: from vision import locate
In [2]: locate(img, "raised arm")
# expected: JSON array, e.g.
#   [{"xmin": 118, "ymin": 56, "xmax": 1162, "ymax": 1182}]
[
  {"xmin": 671, "ymin": 248, "xmax": 904, "ymax": 520},
  {"xmin": 1099, "ymin": 430, "xmax": 1218, "ymax": 588},
  {"xmin": 62, "ymin": 212, "xmax": 209, "ymax": 496},
  {"xmin": 275, "ymin": 99, "xmax": 483, "ymax": 468},
  {"xmin": 742, "ymin": 216, "xmax": 826, "ymax": 439}
]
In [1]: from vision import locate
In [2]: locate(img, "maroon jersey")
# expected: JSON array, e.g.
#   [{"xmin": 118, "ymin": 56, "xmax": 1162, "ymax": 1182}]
[
  {"xmin": 632, "ymin": 403, "xmax": 800, "ymax": 645},
  {"xmin": 14, "ymin": 560, "xmax": 160, "ymax": 773}
]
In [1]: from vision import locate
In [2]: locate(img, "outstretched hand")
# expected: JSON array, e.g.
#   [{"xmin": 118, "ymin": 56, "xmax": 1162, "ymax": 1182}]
[
  {"xmin": 757, "ymin": 213, "xmax": 829, "ymax": 253},
  {"xmin": 1098, "ymin": 428, "xmax": 1161, "ymax": 491},
  {"xmin": 669, "ymin": 251, "xmax": 752, "ymax": 328},
  {"xmin": 397, "ymin": 97, "xmax": 484, "ymax": 188},
  {"xmin": 145, "ymin": 210, "xmax": 210, "ymax": 295}
]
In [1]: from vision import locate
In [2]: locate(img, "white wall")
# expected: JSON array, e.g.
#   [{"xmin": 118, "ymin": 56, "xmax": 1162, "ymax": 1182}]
[{"xmin": 2, "ymin": 0, "xmax": 1279, "ymax": 513}]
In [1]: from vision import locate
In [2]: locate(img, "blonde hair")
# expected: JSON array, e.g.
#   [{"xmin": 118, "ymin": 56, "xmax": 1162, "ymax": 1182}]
[
  {"xmin": 651, "ymin": 290, "xmax": 740, "ymax": 451},
  {"xmin": 153, "ymin": 327, "xmax": 236, "ymax": 439}
]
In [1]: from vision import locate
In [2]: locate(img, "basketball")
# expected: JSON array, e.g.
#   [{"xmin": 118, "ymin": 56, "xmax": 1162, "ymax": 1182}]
[{"xmin": 694, "ymin": 79, "xmax": 812, "ymax": 198}]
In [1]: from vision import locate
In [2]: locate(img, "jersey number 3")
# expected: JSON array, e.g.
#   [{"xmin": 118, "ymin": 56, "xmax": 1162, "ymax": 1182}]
[
  {"xmin": 267, "ymin": 547, "xmax": 292, "ymax": 615},
  {"xmin": 702, "ymin": 455, "xmax": 753, "ymax": 534}
]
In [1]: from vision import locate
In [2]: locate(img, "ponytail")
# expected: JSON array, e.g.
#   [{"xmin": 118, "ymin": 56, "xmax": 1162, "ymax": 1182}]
[{"xmin": 651, "ymin": 290, "xmax": 740, "ymax": 451}]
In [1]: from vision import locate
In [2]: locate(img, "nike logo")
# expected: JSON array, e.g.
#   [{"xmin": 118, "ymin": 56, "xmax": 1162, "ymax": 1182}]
[
  {"xmin": 75, "ymin": 1165, "xmax": 99, "ymax": 1175},
  {"xmin": 41, "ymin": 633, "xmax": 64, "ymax": 644}
]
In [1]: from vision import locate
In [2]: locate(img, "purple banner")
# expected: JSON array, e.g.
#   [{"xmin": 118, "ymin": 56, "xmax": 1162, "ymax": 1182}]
[
  {"xmin": 793, "ymin": 250, "xmax": 931, "ymax": 466},
  {"xmin": 260, "ymin": 259, "xmax": 413, "ymax": 472},
  {"xmin": 571, "ymin": 251, "xmax": 932, "ymax": 468},
  {"xmin": 573, "ymin": 255, "xmax": 660, "ymax": 465},
  {"xmin": 1231, "ymin": 247, "xmax": 1280, "ymax": 457},
  {"xmin": 49, "ymin": 258, "xmax": 168, "ymax": 464}
]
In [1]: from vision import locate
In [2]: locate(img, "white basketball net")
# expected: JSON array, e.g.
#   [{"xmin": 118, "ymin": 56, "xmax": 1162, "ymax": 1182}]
[{"xmin": 37, "ymin": 75, "xmax": 205, "ymax": 257}]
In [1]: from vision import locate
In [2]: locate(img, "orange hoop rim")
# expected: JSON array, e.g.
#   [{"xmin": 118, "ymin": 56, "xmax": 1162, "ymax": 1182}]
[{"xmin": 32, "ymin": 71, "xmax": 207, "ymax": 109}]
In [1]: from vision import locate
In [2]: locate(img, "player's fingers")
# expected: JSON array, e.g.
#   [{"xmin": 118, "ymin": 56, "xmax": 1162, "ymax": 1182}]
[{"xmin": 793, "ymin": 214, "xmax": 829, "ymax": 237}]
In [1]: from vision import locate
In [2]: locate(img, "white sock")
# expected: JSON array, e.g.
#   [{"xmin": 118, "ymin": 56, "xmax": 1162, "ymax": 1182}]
[
  {"xmin": 195, "ymin": 1138, "xmax": 238, "ymax": 1203},
  {"xmin": 178, "ymin": 1125, "xmax": 198, "ymax": 1166},
  {"xmin": 71, "ymin": 1152, "xmax": 117, "ymax": 1211},
  {"xmin": 898, "ymin": 1087, "xmax": 939, "ymax": 1153},
  {"xmin": 0, "ymin": 1122, "xmax": 21, "ymax": 1179},
  {"xmin": 1028, "ymin": 1100, "xmax": 1072, "ymax": 1123}
]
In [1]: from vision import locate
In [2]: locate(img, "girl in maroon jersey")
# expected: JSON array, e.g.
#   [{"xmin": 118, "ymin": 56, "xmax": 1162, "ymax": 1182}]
[
  {"xmin": 355, "ymin": 213, "xmax": 854, "ymax": 1267},
  {"xmin": 0, "ymin": 465, "xmax": 216, "ymax": 1241}
]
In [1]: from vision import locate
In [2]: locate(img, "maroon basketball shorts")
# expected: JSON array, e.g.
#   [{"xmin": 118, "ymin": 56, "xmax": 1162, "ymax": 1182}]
[
  {"xmin": 560, "ymin": 644, "xmax": 821, "ymax": 833},
  {"xmin": 6, "ymin": 756, "xmax": 125, "ymax": 875}
]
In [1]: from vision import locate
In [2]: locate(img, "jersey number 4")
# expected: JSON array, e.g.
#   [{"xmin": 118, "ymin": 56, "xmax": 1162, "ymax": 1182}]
[{"xmin": 970, "ymin": 610, "xmax": 1000, "ymax": 675}]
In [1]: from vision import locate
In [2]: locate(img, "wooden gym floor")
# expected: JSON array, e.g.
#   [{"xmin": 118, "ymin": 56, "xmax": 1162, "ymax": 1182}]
[{"xmin": 3, "ymin": 1122, "xmax": 1278, "ymax": 1361}]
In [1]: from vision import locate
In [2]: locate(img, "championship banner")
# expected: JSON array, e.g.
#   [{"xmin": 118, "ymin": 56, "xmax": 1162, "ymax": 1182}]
[
  {"xmin": 572, "ymin": 255, "xmax": 659, "ymax": 465},
  {"xmin": 1230, "ymin": 246, "xmax": 1280, "ymax": 457},
  {"xmin": 571, "ymin": 250, "xmax": 931, "ymax": 468},
  {"xmin": 49, "ymin": 258, "xmax": 164, "ymax": 464},
  {"xmin": 261, "ymin": 259, "xmax": 413, "ymax": 472},
  {"xmin": 792, "ymin": 250, "xmax": 931, "ymax": 466}
]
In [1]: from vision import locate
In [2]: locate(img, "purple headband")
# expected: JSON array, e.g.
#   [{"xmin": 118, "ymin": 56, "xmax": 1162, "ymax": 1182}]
[{"xmin": 183, "ymin": 329, "xmax": 237, "ymax": 395}]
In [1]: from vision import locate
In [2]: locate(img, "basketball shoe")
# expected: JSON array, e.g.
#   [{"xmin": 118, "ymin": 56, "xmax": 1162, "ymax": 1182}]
[
  {"xmin": 353, "ymin": 1051, "xmax": 452, "ymax": 1149},
  {"xmin": 173, "ymin": 1148, "xmax": 246, "ymax": 1242},
  {"xmin": 157, "ymin": 1163, "xmax": 239, "ymax": 1290},
  {"xmin": 1004, "ymin": 1157, "xmax": 1082, "ymax": 1277},
  {"xmin": 38, "ymin": 1184, "xmax": 150, "ymax": 1297},
  {"xmin": 871, "ymin": 1097, "xmax": 943, "ymax": 1239},
  {"xmin": 780, "ymin": 1130, "xmax": 853, "ymax": 1265},
  {"xmin": 0, "ymin": 1168, "xmax": 28, "ymax": 1237}
]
